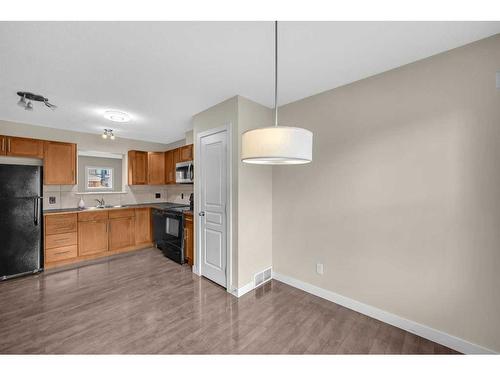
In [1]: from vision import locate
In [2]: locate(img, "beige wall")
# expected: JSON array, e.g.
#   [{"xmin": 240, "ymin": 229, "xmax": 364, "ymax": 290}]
[
  {"xmin": 273, "ymin": 34, "xmax": 500, "ymax": 352},
  {"xmin": 237, "ymin": 97, "xmax": 273, "ymax": 287},
  {"xmin": 0, "ymin": 120, "xmax": 193, "ymax": 209},
  {"xmin": 192, "ymin": 96, "xmax": 273, "ymax": 290}
]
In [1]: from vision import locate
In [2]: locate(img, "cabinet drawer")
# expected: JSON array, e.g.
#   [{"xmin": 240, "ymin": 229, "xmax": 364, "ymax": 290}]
[
  {"xmin": 46, "ymin": 232, "xmax": 77, "ymax": 249},
  {"xmin": 109, "ymin": 208, "xmax": 135, "ymax": 219},
  {"xmin": 78, "ymin": 210, "xmax": 109, "ymax": 222},
  {"xmin": 45, "ymin": 214, "xmax": 77, "ymax": 235},
  {"xmin": 45, "ymin": 245, "xmax": 78, "ymax": 263}
]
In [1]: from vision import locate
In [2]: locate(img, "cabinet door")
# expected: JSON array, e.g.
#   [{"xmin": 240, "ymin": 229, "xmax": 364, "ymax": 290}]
[
  {"xmin": 78, "ymin": 220, "xmax": 108, "ymax": 256},
  {"xmin": 179, "ymin": 144, "xmax": 193, "ymax": 162},
  {"xmin": 128, "ymin": 151, "xmax": 148, "ymax": 185},
  {"xmin": 6, "ymin": 136, "xmax": 44, "ymax": 158},
  {"xmin": 0, "ymin": 136, "xmax": 6, "ymax": 156},
  {"xmin": 43, "ymin": 141, "xmax": 77, "ymax": 185},
  {"xmin": 135, "ymin": 208, "xmax": 151, "ymax": 245},
  {"xmin": 184, "ymin": 214, "xmax": 194, "ymax": 266},
  {"xmin": 148, "ymin": 152, "xmax": 165, "ymax": 185},
  {"xmin": 109, "ymin": 217, "xmax": 135, "ymax": 251},
  {"xmin": 173, "ymin": 148, "xmax": 180, "ymax": 166},
  {"xmin": 165, "ymin": 150, "xmax": 175, "ymax": 184}
]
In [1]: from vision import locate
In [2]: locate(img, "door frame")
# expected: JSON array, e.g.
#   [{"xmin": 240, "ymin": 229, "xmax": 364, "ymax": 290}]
[{"xmin": 194, "ymin": 123, "xmax": 232, "ymax": 292}]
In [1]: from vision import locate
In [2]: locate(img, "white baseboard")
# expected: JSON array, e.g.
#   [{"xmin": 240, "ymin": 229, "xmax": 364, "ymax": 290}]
[
  {"xmin": 192, "ymin": 265, "xmax": 200, "ymax": 276},
  {"xmin": 272, "ymin": 271, "xmax": 496, "ymax": 354},
  {"xmin": 230, "ymin": 281, "xmax": 254, "ymax": 298}
]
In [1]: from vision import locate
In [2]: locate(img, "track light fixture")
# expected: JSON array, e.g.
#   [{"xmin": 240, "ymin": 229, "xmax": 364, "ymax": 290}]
[
  {"xmin": 16, "ymin": 91, "xmax": 57, "ymax": 111},
  {"xmin": 102, "ymin": 129, "xmax": 115, "ymax": 140}
]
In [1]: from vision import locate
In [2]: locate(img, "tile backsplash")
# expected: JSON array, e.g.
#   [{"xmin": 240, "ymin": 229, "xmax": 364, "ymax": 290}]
[{"xmin": 43, "ymin": 184, "xmax": 193, "ymax": 210}]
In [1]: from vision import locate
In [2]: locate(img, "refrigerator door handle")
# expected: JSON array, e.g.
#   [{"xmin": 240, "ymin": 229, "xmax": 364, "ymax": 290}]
[{"xmin": 34, "ymin": 196, "xmax": 43, "ymax": 226}]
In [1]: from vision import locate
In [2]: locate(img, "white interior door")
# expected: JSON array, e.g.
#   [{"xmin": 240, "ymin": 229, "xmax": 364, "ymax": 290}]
[{"xmin": 199, "ymin": 130, "xmax": 227, "ymax": 287}]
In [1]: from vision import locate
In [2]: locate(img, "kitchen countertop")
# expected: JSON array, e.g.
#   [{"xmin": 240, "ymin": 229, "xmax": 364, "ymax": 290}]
[{"xmin": 43, "ymin": 202, "xmax": 191, "ymax": 215}]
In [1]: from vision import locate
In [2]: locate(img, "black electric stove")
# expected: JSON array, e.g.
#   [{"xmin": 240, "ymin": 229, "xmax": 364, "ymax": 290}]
[{"xmin": 151, "ymin": 203, "xmax": 190, "ymax": 264}]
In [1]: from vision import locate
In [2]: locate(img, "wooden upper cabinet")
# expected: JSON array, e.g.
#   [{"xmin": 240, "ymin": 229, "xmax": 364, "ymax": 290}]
[
  {"xmin": 179, "ymin": 144, "xmax": 193, "ymax": 162},
  {"xmin": 165, "ymin": 150, "xmax": 175, "ymax": 184},
  {"xmin": 128, "ymin": 150, "xmax": 148, "ymax": 185},
  {"xmin": 173, "ymin": 148, "xmax": 181, "ymax": 166},
  {"xmin": 6, "ymin": 136, "xmax": 44, "ymax": 158},
  {"xmin": 43, "ymin": 141, "xmax": 77, "ymax": 185},
  {"xmin": 0, "ymin": 136, "xmax": 6, "ymax": 156},
  {"xmin": 148, "ymin": 151, "xmax": 165, "ymax": 185},
  {"xmin": 135, "ymin": 208, "xmax": 152, "ymax": 245}
]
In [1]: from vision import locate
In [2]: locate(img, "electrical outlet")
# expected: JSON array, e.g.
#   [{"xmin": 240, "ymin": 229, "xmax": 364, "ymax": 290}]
[
  {"xmin": 316, "ymin": 263, "xmax": 324, "ymax": 275},
  {"xmin": 155, "ymin": 193, "xmax": 161, "ymax": 199},
  {"xmin": 49, "ymin": 196, "xmax": 56, "ymax": 204}
]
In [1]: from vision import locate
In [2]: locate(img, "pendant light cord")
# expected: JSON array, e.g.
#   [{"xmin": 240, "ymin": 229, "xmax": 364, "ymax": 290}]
[{"xmin": 274, "ymin": 20, "xmax": 278, "ymax": 127}]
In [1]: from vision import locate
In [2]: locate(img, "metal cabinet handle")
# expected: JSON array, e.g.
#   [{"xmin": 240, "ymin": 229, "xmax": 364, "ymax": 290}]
[
  {"xmin": 1, "ymin": 137, "xmax": 4, "ymax": 152},
  {"xmin": 7, "ymin": 138, "xmax": 11, "ymax": 153}
]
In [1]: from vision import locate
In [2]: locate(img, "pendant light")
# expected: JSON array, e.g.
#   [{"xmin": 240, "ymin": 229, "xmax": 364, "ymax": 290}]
[{"xmin": 241, "ymin": 21, "xmax": 313, "ymax": 165}]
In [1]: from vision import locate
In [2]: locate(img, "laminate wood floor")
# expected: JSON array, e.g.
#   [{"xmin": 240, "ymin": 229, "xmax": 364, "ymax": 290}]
[{"xmin": 0, "ymin": 248, "xmax": 458, "ymax": 354}]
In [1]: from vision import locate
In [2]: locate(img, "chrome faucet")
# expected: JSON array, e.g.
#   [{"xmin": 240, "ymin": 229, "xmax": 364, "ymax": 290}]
[{"xmin": 95, "ymin": 198, "xmax": 105, "ymax": 208}]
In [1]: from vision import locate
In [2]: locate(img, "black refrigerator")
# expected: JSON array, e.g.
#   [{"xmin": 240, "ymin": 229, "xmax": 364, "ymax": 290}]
[{"xmin": 0, "ymin": 164, "xmax": 43, "ymax": 280}]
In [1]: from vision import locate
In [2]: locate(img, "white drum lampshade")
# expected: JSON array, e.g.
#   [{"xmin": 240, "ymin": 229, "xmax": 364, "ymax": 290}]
[{"xmin": 241, "ymin": 126, "xmax": 313, "ymax": 164}]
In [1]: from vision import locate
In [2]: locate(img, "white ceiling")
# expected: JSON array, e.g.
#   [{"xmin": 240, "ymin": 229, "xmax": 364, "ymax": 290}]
[{"xmin": 0, "ymin": 21, "xmax": 499, "ymax": 144}]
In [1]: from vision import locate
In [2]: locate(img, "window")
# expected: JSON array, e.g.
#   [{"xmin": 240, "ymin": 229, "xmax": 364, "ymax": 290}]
[{"xmin": 86, "ymin": 167, "xmax": 113, "ymax": 190}]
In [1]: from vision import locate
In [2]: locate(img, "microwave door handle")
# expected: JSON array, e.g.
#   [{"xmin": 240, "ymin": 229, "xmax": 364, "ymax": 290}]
[{"xmin": 189, "ymin": 164, "xmax": 193, "ymax": 181}]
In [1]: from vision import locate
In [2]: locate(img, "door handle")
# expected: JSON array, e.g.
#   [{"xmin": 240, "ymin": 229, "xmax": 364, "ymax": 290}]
[
  {"xmin": 34, "ymin": 196, "xmax": 42, "ymax": 226},
  {"xmin": 189, "ymin": 163, "xmax": 194, "ymax": 181},
  {"xmin": 199, "ymin": 211, "xmax": 205, "ymax": 217}
]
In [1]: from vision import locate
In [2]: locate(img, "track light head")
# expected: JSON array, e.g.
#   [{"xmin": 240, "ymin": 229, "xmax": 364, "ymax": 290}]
[{"xmin": 17, "ymin": 95, "xmax": 27, "ymax": 108}]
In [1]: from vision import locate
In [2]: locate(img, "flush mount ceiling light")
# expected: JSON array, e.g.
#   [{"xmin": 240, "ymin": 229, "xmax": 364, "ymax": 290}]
[
  {"xmin": 16, "ymin": 91, "xmax": 57, "ymax": 111},
  {"xmin": 102, "ymin": 129, "xmax": 115, "ymax": 140},
  {"xmin": 241, "ymin": 21, "xmax": 313, "ymax": 165},
  {"xmin": 104, "ymin": 110, "xmax": 130, "ymax": 123}
]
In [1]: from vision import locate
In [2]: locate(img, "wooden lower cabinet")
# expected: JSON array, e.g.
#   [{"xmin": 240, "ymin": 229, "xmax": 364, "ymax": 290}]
[
  {"xmin": 184, "ymin": 212, "xmax": 193, "ymax": 266},
  {"xmin": 44, "ymin": 207, "xmax": 153, "ymax": 269},
  {"xmin": 109, "ymin": 217, "xmax": 135, "ymax": 252},
  {"xmin": 46, "ymin": 245, "xmax": 78, "ymax": 263},
  {"xmin": 44, "ymin": 213, "xmax": 78, "ymax": 267},
  {"xmin": 78, "ymin": 220, "xmax": 109, "ymax": 256},
  {"xmin": 135, "ymin": 208, "xmax": 152, "ymax": 245}
]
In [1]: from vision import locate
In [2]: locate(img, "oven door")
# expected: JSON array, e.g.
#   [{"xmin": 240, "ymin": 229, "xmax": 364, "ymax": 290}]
[
  {"xmin": 175, "ymin": 161, "xmax": 193, "ymax": 184},
  {"xmin": 152, "ymin": 209, "xmax": 185, "ymax": 264}
]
